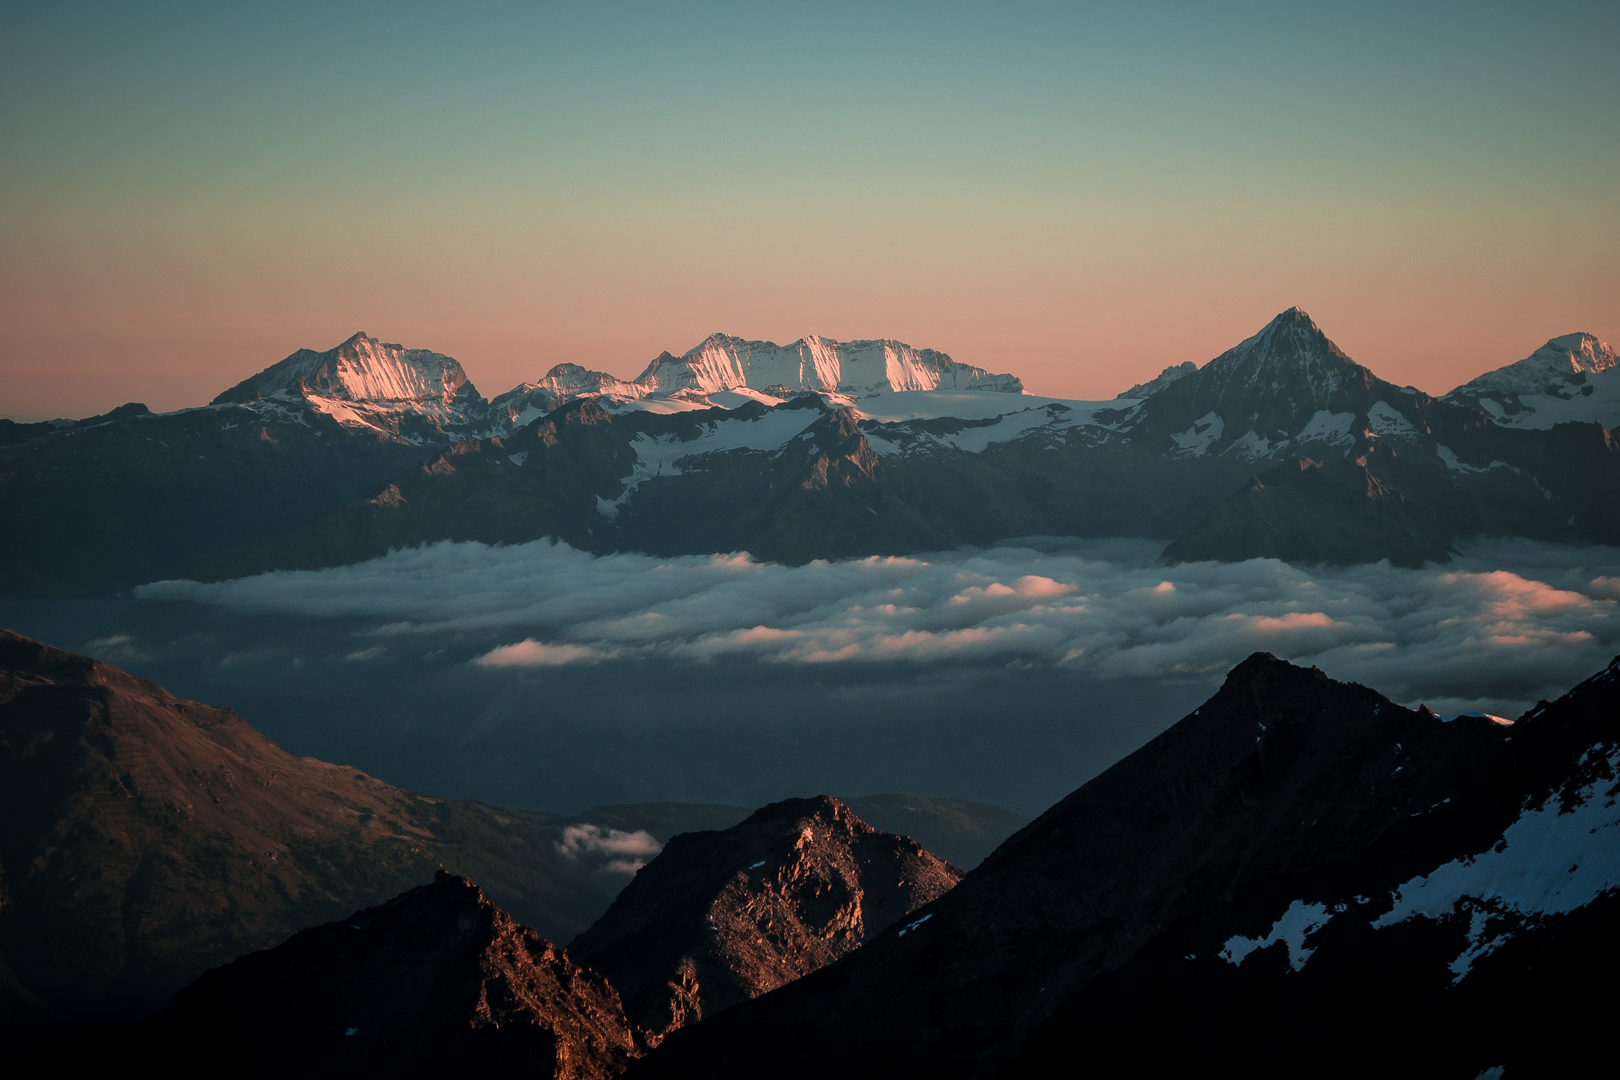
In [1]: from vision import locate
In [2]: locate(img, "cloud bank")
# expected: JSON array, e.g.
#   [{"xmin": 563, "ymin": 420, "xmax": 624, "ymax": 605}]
[{"xmin": 138, "ymin": 537, "xmax": 1620, "ymax": 715}]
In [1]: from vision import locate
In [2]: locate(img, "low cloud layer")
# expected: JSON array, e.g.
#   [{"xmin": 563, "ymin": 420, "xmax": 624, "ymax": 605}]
[{"xmin": 138, "ymin": 537, "xmax": 1620, "ymax": 715}]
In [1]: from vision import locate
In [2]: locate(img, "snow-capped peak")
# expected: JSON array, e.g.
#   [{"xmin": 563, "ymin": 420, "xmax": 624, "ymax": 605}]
[
  {"xmin": 212, "ymin": 332, "xmax": 476, "ymax": 408},
  {"xmin": 1442, "ymin": 332, "xmax": 1619, "ymax": 430},
  {"xmin": 1126, "ymin": 307, "xmax": 1423, "ymax": 461},
  {"xmin": 209, "ymin": 333, "xmax": 490, "ymax": 445}
]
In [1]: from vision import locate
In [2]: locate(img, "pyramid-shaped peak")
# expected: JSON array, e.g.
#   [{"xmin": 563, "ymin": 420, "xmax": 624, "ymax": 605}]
[{"xmin": 1212, "ymin": 308, "xmax": 1356, "ymax": 378}]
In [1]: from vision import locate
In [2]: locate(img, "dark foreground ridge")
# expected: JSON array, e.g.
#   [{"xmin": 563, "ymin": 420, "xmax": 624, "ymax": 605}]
[
  {"xmin": 64, "ymin": 872, "xmax": 643, "ymax": 1079},
  {"xmin": 571, "ymin": 795, "xmax": 960, "ymax": 1038},
  {"xmin": 634, "ymin": 652, "xmax": 1620, "ymax": 1078}
]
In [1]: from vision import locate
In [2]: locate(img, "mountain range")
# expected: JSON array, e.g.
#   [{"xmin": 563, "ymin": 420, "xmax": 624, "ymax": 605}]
[{"xmin": 2, "ymin": 311, "xmax": 1616, "ymax": 595}]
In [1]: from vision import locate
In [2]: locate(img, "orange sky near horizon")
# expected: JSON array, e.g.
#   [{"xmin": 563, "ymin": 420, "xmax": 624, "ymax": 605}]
[{"xmin": 2, "ymin": 3, "xmax": 1616, "ymax": 419}]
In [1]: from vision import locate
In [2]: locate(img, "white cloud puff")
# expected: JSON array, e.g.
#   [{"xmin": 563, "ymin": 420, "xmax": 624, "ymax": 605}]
[
  {"xmin": 137, "ymin": 536, "xmax": 1620, "ymax": 715},
  {"xmin": 555, "ymin": 823, "xmax": 663, "ymax": 874}
]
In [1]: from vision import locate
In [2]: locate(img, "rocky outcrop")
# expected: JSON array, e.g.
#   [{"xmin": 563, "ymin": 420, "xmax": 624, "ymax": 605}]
[{"xmin": 571, "ymin": 796, "xmax": 960, "ymax": 1039}]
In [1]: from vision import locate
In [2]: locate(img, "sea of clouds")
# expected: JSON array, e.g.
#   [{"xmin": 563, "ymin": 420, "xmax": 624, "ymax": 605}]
[{"xmin": 137, "ymin": 536, "xmax": 1620, "ymax": 716}]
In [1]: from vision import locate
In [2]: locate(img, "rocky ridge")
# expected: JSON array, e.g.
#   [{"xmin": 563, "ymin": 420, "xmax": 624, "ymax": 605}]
[
  {"xmin": 67, "ymin": 872, "xmax": 643, "ymax": 1079},
  {"xmin": 490, "ymin": 333, "xmax": 1023, "ymax": 422},
  {"xmin": 570, "ymin": 796, "xmax": 960, "ymax": 1038}
]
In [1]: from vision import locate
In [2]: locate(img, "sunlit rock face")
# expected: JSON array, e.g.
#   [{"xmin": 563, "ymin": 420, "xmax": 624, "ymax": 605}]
[
  {"xmin": 633, "ymin": 334, "xmax": 1023, "ymax": 399},
  {"xmin": 211, "ymin": 331, "xmax": 495, "ymax": 445},
  {"xmin": 490, "ymin": 333, "xmax": 1024, "ymax": 422},
  {"xmin": 570, "ymin": 795, "xmax": 960, "ymax": 1040}
]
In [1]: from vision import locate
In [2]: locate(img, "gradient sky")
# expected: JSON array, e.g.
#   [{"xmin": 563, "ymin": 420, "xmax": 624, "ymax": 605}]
[{"xmin": 3, "ymin": 1, "xmax": 1616, "ymax": 417}]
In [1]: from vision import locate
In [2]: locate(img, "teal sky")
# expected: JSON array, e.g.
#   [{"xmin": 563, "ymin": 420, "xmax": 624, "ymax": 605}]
[{"xmin": 3, "ymin": 2, "xmax": 1616, "ymax": 415}]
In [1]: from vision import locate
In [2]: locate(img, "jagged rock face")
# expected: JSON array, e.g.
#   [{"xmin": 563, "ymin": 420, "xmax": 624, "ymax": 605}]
[
  {"xmin": 212, "ymin": 332, "xmax": 476, "ymax": 408},
  {"xmin": 217, "ymin": 873, "xmax": 638, "ymax": 1077},
  {"xmin": 571, "ymin": 796, "xmax": 960, "ymax": 1038},
  {"xmin": 105, "ymin": 872, "xmax": 641, "ymax": 1079},
  {"xmin": 1443, "ymin": 331, "xmax": 1620, "ymax": 430},
  {"xmin": 632, "ymin": 654, "xmax": 1534, "ymax": 1078},
  {"xmin": 487, "ymin": 334, "xmax": 1023, "ymax": 420}
]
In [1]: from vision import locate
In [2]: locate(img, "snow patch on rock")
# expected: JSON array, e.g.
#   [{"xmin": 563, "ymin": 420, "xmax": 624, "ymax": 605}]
[
  {"xmin": 1171, "ymin": 412, "xmax": 1224, "ymax": 456},
  {"xmin": 1372, "ymin": 746, "xmax": 1620, "ymax": 979},
  {"xmin": 1219, "ymin": 900, "xmax": 1333, "ymax": 971},
  {"xmin": 1366, "ymin": 401, "xmax": 1417, "ymax": 438},
  {"xmin": 1296, "ymin": 410, "xmax": 1356, "ymax": 446}
]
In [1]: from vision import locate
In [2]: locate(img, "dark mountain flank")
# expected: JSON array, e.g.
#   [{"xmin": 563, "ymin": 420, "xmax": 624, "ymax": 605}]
[
  {"xmin": 570, "ymin": 796, "xmax": 960, "ymax": 1039},
  {"xmin": 1162, "ymin": 454, "xmax": 1453, "ymax": 567},
  {"xmin": 0, "ymin": 401, "xmax": 427, "ymax": 595},
  {"xmin": 840, "ymin": 794, "xmax": 1029, "ymax": 869},
  {"xmin": 1007, "ymin": 656, "xmax": 1620, "ymax": 1078},
  {"xmin": 0, "ymin": 631, "xmax": 723, "ymax": 1043},
  {"xmin": 0, "ymin": 629, "xmax": 440, "ymax": 1041},
  {"xmin": 631, "ymin": 653, "xmax": 1617, "ymax": 1078},
  {"xmin": 59, "ymin": 872, "xmax": 642, "ymax": 1079}
]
